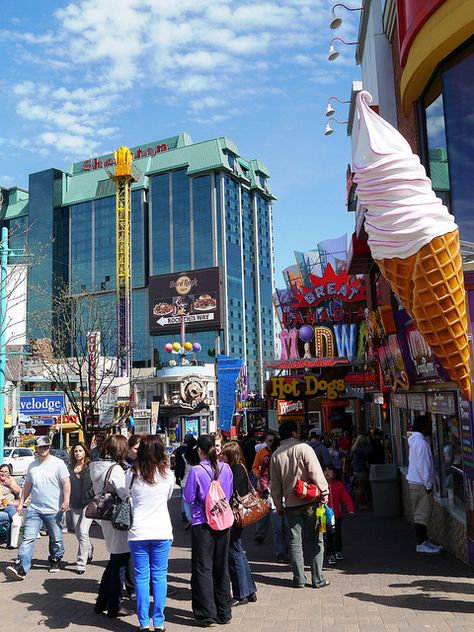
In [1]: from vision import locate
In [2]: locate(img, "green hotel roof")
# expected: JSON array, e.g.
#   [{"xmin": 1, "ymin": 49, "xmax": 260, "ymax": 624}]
[
  {"xmin": 61, "ymin": 132, "xmax": 275, "ymax": 205},
  {"xmin": 1, "ymin": 187, "xmax": 29, "ymax": 220}
]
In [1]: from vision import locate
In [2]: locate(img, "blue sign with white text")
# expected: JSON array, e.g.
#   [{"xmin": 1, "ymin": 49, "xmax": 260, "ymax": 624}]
[
  {"xmin": 217, "ymin": 355, "xmax": 243, "ymax": 433},
  {"xmin": 20, "ymin": 393, "xmax": 66, "ymax": 417}
]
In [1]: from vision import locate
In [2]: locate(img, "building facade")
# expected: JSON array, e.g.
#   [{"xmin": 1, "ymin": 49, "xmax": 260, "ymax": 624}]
[
  {"xmin": 341, "ymin": 0, "xmax": 474, "ymax": 564},
  {"xmin": 0, "ymin": 133, "xmax": 276, "ymax": 392}
]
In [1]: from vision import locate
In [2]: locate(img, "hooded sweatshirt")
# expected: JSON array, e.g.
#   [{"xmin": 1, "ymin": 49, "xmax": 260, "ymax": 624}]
[
  {"xmin": 407, "ymin": 432, "xmax": 436, "ymax": 490},
  {"xmin": 89, "ymin": 459, "xmax": 129, "ymax": 554}
]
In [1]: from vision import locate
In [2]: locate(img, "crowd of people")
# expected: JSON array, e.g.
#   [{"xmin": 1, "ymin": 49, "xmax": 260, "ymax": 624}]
[{"xmin": 1, "ymin": 421, "xmax": 423, "ymax": 630}]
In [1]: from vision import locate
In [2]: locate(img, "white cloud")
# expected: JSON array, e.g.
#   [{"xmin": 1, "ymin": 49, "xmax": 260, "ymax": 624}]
[{"xmin": 4, "ymin": 0, "xmax": 350, "ymax": 160}]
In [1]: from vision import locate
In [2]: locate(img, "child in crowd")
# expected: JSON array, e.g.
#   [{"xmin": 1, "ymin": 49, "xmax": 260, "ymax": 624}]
[{"xmin": 324, "ymin": 464, "xmax": 354, "ymax": 565}]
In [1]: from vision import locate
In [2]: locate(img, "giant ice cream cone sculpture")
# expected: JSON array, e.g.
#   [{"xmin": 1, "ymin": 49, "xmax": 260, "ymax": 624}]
[{"xmin": 352, "ymin": 91, "xmax": 471, "ymax": 400}]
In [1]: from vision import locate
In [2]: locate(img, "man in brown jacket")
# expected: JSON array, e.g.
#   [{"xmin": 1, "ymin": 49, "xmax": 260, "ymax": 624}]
[{"xmin": 270, "ymin": 420, "xmax": 329, "ymax": 589}]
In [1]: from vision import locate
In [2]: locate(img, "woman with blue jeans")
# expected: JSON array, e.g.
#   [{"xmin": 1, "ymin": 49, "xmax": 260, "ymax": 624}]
[
  {"xmin": 220, "ymin": 442, "xmax": 257, "ymax": 606},
  {"xmin": 126, "ymin": 435, "xmax": 175, "ymax": 632}
]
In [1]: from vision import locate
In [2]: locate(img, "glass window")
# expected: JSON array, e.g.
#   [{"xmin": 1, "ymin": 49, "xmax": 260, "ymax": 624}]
[
  {"xmin": 172, "ymin": 169, "xmax": 191, "ymax": 272},
  {"xmin": 192, "ymin": 175, "xmax": 213, "ymax": 269},
  {"xmin": 70, "ymin": 201, "xmax": 93, "ymax": 293},
  {"xmin": 421, "ymin": 42, "xmax": 474, "ymax": 240},
  {"xmin": 151, "ymin": 174, "xmax": 170, "ymax": 275},
  {"xmin": 432, "ymin": 413, "xmax": 464, "ymax": 508}
]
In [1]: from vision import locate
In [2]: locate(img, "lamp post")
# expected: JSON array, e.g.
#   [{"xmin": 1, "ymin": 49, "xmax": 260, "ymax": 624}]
[
  {"xmin": 0, "ymin": 227, "xmax": 27, "ymax": 457},
  {"xmin": 0, "ymin": 228, "xmax": 8, "ymax": 458}
]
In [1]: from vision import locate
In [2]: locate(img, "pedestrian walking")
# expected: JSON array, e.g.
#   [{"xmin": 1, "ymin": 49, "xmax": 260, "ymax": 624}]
[
  {"xmin": 270, "ymin": 420, "xmax": 329, "ymax": 589},
  {"xmin": 127, "ymin": 435, "xmax": 175, "ymax": 632},
  {"xmin": 307, "ymin": 430, "xmax": 332, "ymax": 469},
  {"xmin": 0, "ymin": 463, "xmax": 21, "ymax": 546},
  {"xmin": 89, "ymin": 434, "xmax": 132, "ymax": 618},
  {"xmin": 350, "ymin": 434, "xmax": 372, "ymax": 509},
  {"xmin": 220, "ymin": 441, "xmax": 257, "ymax": 606},
  {"xmin": 68, "ymin": 442, "xmax": 94, "ymax": 574},
  {"xmin": 90, "ymin": 432, "xmax": 107, "ymax": 461},
  {"xmin": 5, "ymin": 436, "xmax": 70, "ymax": 580},
  {"xmin": 252, "ymin": 432, "xmax": 276, "ymax": 544},
  {"xmin": 407, "ymin": 415, "xmax": 443, "ymax": 554},
  {"xmin": 323, "ymin": 464, "xmax": 354, "ymax": 565},
  {"xmin": 257, "ymin": 435, "xmax": 288, "ymax": 563},
  {"xmin": 183, "ymin": 434, "xmax": 233, "ymax": 627}
]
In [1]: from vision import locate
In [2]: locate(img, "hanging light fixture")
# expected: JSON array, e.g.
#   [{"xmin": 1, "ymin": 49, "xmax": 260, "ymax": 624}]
[
  {"xmin": 326, "ymin": 96, "xmax": 350, "ymax": 117},
  {"xmin": 330, "ymin": 3, "xmax": 364, "ymax": 30},
  {"xmin": 327, "ymin": 37, "xmax": 358, "ymax": 61},
  {"xmin": 324, "ymin": 117, "xmax": 348, "ymax": 136}
]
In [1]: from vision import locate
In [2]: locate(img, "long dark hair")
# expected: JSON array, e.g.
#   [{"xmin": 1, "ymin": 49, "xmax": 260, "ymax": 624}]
[
  {"xmin": 197, "ymin": 434, "xmax": 218, "ymax": 476},
  {"xmin": 69, "ymin": 442, "xmax": 91, "ymax": 468},
  {"xmin": 133, "ymin": 435, "xmax": 169, "ymax": 484}
]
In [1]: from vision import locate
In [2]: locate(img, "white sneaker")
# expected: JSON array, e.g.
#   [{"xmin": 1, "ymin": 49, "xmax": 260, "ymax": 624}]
[
  {"xmin": 426, "ymin": 540, "xmax": 443, "ymax": 552},
  {"xmin": 416, "ymin": 541, "xmax": 441, "ymax": 555}
]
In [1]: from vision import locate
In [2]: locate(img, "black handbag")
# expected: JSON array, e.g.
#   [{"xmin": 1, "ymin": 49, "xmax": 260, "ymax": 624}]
[
  {"xmin": 111, "ymin": 475, "xmax": 135, "ymax": 531},
  {"xmin": 85, "ymin": 464, "xmax": 119, "ymax": 521}
]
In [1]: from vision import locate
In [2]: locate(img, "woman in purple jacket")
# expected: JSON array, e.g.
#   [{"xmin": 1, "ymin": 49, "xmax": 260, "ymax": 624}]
[{"xmin": 183, "ymin": 434, "xmax": 233, "ymax": 628}]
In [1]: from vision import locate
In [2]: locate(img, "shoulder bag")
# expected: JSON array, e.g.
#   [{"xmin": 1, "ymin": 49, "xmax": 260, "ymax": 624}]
[
  {"xmin": 231, "ymin": 464, "xmax": 270, "ymax": 529},
  {"xmin": 85, "ymin": 464, "xmax": 119, "ymax": 521},
  {"xmin": 111, "ymin": 474, "xmax": 135, "ymax": 531}
]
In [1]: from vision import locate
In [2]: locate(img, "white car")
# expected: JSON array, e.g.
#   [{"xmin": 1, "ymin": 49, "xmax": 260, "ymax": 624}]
[{"xmin": 3, "ymin": 447, "xmax": 35, "ymax": 476}]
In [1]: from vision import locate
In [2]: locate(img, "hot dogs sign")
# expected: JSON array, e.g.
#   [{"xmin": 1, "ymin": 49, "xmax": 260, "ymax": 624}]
[{"xmin": 149, "ymin": 267, "xmax": 222, "ymax": 334}]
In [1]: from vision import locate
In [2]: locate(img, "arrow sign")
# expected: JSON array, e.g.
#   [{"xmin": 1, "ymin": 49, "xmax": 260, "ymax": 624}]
[{"xmin": 156, "ymin": 313, "xmax": 216, "ymax": 327}]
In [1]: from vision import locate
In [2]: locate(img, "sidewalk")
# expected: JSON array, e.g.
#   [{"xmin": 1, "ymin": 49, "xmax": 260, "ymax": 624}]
[{"xmin": 1, "ymin": 492, "xmax": 473, "ymax": 631}]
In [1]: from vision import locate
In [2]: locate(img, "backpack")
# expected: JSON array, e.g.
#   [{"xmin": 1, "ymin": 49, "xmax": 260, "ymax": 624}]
[{"xmin": 200, "ymin": 464, "xmax": 234, "ymax": 531}]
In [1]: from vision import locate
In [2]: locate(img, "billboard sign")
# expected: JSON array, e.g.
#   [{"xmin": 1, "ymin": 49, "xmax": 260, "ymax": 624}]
[
  {"xmin": 149, "ymin": 267, "xmax": 222, "ymax": 335},
  {"xmin": 20, "ymin": 393, "xmax": 66, "ymax": 417}
]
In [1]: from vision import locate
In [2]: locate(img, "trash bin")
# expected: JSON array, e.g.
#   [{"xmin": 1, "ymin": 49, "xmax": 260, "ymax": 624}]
[{"xmin": 369, "ymin": 464, "xmax": 401, "ymax": 518}]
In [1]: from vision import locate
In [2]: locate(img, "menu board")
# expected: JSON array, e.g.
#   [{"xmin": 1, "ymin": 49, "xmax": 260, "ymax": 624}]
[
  {"xmin": 407, "ymin": 393, "xmax": 427, "ymax": 411},
  {"xmin": 427, "ymin": 392, "xmax": 455, "ymax": 415}
]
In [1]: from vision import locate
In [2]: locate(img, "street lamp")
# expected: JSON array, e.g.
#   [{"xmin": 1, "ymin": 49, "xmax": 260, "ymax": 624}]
[
  {"xmin": 328, "ymin": 37, "xmax": 358, "ymax": 61},
  {"xmin": 324, "ymin": 117, "xmax": 349, "ymax": 136},
  {"xmin": 330, "ymin": 3, "xmax": 364, "ymax": 30},
  {"xmin": 326, "ymin": 96, "xmax": 350, "ymax": 117}
]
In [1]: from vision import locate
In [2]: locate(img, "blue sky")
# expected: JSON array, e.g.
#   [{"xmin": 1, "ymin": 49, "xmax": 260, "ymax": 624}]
[{"xmin": 0, "ymin": 0, "xmax": 361, "ymax": 278}]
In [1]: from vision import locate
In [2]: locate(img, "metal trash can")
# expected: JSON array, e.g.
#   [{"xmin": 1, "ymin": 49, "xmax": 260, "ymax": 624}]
[{"xmin": 369, "ymin": 464, "xmax": 401, "ymax": 518}]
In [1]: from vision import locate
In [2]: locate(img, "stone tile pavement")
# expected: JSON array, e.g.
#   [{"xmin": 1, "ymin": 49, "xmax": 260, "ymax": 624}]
[{"xmin": 1, "ymin": 491, "xmax": 473, "ymax": 631}]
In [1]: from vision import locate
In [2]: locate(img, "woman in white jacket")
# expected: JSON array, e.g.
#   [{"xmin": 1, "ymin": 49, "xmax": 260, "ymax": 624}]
[
  {"xmin": 127, "ymin": 434, "xmax": 175, "ymax": 632},
  {"xmin": 89, "ymin": 434, "xmax": 131, "ymax": 618}
]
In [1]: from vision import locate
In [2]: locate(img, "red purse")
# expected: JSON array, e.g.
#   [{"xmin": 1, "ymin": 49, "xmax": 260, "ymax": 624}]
[{"xmin": 293, "ymin": 479, "xmax": 321, "ymax": 501}]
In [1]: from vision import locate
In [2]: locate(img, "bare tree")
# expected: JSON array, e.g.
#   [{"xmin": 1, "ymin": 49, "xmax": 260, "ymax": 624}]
[{"xmin": 28, "ymin": 280, "xmax": 128, "ymax": 441}]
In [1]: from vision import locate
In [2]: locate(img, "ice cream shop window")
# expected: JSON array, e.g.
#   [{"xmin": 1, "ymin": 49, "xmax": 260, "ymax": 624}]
[
  {"xmin": 420, "ymin": 40, "xmax": 474, "ymax": 242},
  {"xmin": 428, "ymin": 394, "xmax": 464, "ymax": 510}
]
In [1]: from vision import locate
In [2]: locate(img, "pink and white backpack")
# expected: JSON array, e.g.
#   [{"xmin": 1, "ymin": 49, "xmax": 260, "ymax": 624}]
[{"xmin": 200, "ymin": 464, "xmax": 234, "ymax": 531}]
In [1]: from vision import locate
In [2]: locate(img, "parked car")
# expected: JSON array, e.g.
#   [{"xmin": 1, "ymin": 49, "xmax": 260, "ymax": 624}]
[
  {"xmin": 2, "ymin": 447, "xmax": 35, "ymax": 476},
  {"xmin": 50, "ymin": 448, "xmax": 70, "ymax": 466}
]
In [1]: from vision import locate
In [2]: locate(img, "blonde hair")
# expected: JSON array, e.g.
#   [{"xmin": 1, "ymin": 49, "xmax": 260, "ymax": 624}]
[{"xmin": 351, "ymin": 434, "xmax": 368, "ymax": 453}]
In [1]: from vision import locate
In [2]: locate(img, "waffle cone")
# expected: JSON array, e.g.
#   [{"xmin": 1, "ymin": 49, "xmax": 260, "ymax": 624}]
[{"xmin": 376, "ymin": 230, "xmax": 471, "ymax": 400}]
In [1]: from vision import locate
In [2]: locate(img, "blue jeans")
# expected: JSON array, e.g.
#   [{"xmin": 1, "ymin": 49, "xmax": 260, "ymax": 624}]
[
  {"xmin": 270, "ymin": 509, "xmax": 288, "ymax": 556},
  {"xmin": 18, "ymin": 508, "xmax": 64, "ymax": 573},
  {"xmin": 228, "ymin": 526, "xmax": 257, "ymax": 601},
  {"xmin": 129, "ymin": 539, "xmax": 172, "ymax": 629}
]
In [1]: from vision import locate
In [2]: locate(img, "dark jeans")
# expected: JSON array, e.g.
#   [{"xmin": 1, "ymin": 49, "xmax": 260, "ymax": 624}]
[
  {"xmin": 97, "ymin": 552, "xmax": 130, "ymax": 616},
  {"xmin": 325, "ymin": 517, "xmax": 343, "ymax": 555},
  {"xmin": 228, "ymin": 526, "xmax": 257, "ymax": 601},
  {"xmin": 191, "ymin": 523, "xmax": 232, "ymax": 624},
  {"xmin": 286, "ymin": 505, "xmax": 325, "ymax": 587}
]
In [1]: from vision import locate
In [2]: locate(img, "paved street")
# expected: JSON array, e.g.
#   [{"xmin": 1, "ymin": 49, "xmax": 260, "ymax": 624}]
[{"xmin": 1, "ymin": 491, "xmax": 473, "ymax": 632}]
